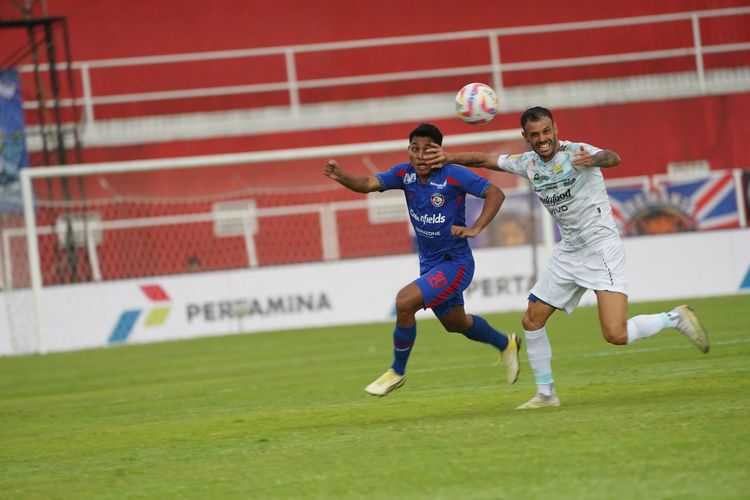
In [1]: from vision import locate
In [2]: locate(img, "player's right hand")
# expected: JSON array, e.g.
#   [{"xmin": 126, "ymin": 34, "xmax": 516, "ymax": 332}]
[{"xmin": 324, "ymin": 159, "xmax": 343, "ymax": 180}]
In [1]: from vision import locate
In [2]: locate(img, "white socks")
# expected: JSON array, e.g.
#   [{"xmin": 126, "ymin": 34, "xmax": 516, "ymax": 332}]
[
  {"xmin": 626, "ymin": 312, "xmax": 677, "ymax": 344},
  {"xmin": 525, "ymin": 311, "xmax": 680, "ymax": 396},
  {"xmin": 524, "ymin": 327, "xmax": 554, "ymax": 396}
]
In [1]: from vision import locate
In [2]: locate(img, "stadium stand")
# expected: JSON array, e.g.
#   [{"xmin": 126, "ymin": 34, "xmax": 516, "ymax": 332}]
[{"xmin": 0, "ymin": 0, "xmax": 748, "ymax": 280}]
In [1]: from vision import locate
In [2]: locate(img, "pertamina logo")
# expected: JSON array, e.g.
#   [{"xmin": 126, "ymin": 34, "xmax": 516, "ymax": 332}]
[{"xmin": 109, "ymin": 284, "xmax": 171, "ymax": 343}]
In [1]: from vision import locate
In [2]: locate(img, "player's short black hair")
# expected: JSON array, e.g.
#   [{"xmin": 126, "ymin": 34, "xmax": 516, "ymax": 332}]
[
  {"xmin": 520, "ymin": 106, "xmax": 554, "ymax": 129},
  {"xmin": 409, "ymin": 123, "xmax": 443, "ymax": 145}
]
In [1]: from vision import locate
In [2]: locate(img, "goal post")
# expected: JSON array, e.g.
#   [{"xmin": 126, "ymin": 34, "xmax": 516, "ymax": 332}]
[{"xmin": 10, "ymin": 128, "xmax": 551, "ymax": 354}]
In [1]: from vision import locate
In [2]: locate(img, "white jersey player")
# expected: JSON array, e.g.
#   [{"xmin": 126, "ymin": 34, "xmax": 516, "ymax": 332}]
[
  {"xmin": 425, "ymin": 106, "xmax": 710, "ymax": 409},
  {"xmin": 499, "ymin": 140, "xmax": 618, "ymax": 252}
]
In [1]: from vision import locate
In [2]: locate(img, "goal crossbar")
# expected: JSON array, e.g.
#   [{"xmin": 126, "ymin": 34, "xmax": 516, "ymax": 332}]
[{"xmin": 18, "ymin": 129, "xmax": 521, "ymax": 353}]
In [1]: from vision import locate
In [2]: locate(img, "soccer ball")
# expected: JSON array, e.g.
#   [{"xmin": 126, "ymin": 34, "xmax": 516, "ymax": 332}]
[{"xmin": 455, "ymin": 82, "xmax": 498, "ymax": 125}]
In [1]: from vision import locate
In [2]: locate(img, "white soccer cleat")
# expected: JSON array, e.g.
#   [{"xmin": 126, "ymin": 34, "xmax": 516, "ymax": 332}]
[
  {"xmin": 500, "ymin": 333, "xmax": 521, "ymax": 384},
  {"xmin": 364, "ymin": 368, "xmax": 405, "ymax": 396},
  {"xmin": 672, "ymin": 305, "xmax": 710, "ymax": 353},
  {"xmin": 516, "ymin": 393, "xmax": 561, "ymax": 410}
]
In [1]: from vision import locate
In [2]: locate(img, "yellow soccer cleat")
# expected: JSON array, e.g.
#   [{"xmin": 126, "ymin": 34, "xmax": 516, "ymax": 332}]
[
  {"xmin": 500, "ymin": 333, "xmax": 521, "ymax": 384},
  {"xmin": 516, "ymin": 393, "xmax": 561, "ymax": 410},
  {"xmin": 364, "ymin": 368, "xmax": 405, "ymax": 397},
  {"xmin": 672, "ymin": 305, "xmax": 710, "ymax": 353}
]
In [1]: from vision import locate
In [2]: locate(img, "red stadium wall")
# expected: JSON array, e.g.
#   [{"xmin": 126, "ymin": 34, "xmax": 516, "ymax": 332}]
[
  {"xmin": 29, "ymin": 92, "xmax": 750, "ymax": 285},
  {"xmin": 39, "ymin": 0, "xmax": 750, "ymax": 60},
  {"xmin": 5, "ymin": 0, "xmax": 748, "ymax": 170},
  {"xmin": 5, "ymin": 0, "xmax": 749, "ymax": 285},
  {"xmin": 5, "ymin": 1, "xmax": 747, "ymax": 122},
  {"xmin": 3, "ymin": 0, "xmax": 743, "ymax": 119},
  {"xmin": 7, "ymin": 0, "xmax": 743, "ymax": 176}
]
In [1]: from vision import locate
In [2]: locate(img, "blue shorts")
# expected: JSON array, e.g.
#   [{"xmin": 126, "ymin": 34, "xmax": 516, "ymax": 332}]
[{"xmin": 414, "ymin": 254, "xmax": 475, "ymax": 318}]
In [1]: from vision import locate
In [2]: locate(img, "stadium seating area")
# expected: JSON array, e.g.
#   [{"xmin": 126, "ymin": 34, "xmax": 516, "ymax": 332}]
[
  {"xmin": 1, "ymin": 0, "xmax": 748, "ymax": 285},
  {"xmin": 8, "ymin": 0, "xmax": 750, "ymax": 175}
]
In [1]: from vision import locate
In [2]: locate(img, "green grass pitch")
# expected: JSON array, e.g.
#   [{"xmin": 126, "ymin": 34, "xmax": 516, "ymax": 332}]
[{"xmin": 1, "ymin": 294, "xmax": 748, "ymax": 499}]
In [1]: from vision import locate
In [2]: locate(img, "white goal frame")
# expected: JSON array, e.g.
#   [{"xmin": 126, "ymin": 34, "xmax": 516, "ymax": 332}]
[{"xmin": 18, "ymin": 128, "xmax": 553, "ymax": 354}]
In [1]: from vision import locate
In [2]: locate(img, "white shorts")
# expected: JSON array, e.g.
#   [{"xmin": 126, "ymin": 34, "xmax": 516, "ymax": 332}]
[{"xmin": 530, "ymin": 237, "xmax": 628, "ymax": 314}]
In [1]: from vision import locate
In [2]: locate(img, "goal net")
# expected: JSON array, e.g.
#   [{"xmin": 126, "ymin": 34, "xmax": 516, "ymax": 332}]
[{"xmin": 4, "ymin": 129, "xmax": 545, "ymax": 354}]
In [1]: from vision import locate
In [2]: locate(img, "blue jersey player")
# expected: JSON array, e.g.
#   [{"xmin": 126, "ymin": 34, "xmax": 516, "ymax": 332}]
[{"xmin": 324, "ymin": 123, "xmax": 520, "ymax": 396}]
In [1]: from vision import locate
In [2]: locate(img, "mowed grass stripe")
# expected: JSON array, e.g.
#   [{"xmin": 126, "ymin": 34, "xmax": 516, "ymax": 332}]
[{"xmin": 0, "ymin": 294, "xmax": 748, "ymax": 499}]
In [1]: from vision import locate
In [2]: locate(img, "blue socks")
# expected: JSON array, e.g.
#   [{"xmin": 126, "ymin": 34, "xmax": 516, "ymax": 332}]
[
  {"xmin": 390, "ymin": 316, "xmax": 507, "ymax": 375},
  {"xmin": 390, "ymin": 325, "xmax": 417, "ymax": 375},
  {"xmin": 463, "ymin": 315, "xmax": 509, "ymax": 351}
]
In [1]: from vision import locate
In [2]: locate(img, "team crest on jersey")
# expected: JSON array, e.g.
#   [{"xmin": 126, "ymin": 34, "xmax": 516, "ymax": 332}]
[{"xmin": 431, "ymin": 193, "xmax": 445, "ymax": 207}]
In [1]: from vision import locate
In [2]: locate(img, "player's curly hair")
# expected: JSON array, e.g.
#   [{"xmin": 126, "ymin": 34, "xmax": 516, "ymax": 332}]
[
  {"xmin": 520, "ymin": 106, "xmax": 554, "ymax": 128},
  {"xmin": 409, "ymin": 123, "xmax": 443, "ymax": 145}
]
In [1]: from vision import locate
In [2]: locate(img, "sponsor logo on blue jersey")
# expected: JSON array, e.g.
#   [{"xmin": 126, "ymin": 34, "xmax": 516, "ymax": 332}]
[{"xmin": 409, "ymin": 209, "xmax": 445, "ymax": 225}]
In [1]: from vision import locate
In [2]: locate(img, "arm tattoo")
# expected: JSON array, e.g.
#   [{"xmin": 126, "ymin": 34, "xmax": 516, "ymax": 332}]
[
  {"xmin": 448, "ymin": 152, "xmax": 496, "ymax": 168},
  {"xmin": 592, "ymin": 150, "xmax": 620, "ymax": 168}
]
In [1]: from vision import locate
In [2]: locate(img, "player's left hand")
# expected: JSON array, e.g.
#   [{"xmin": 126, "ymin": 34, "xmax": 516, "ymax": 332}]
[
  {"xmin": 425, "ymin": 143, "xmax": 446, "ymax": 169},
  {"xmin": 451, "ymin": 225, "xmax": 480, "ymax": 238}
]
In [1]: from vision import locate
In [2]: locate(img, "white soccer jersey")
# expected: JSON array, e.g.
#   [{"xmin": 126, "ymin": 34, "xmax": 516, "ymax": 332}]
[{"xmin": 498, "ymin": 140, "xmax": 619, "ymax": 251}]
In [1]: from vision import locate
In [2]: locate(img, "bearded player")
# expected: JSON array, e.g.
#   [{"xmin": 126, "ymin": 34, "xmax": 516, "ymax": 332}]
[{"xmin": 426, "ymin": 106, "xmax": 709, "ymax": 409}]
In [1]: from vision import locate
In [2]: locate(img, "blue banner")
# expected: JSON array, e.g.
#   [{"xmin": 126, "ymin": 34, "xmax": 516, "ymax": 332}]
[{"xmin": 0, "ymin": 68, "xmax": 28, "ymax": 212}]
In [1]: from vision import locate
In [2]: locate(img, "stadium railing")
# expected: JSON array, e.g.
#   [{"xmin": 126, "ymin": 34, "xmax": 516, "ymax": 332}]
[{"xmin": 16, "ymin": 6, "xmax": 750, "ymax": 131}]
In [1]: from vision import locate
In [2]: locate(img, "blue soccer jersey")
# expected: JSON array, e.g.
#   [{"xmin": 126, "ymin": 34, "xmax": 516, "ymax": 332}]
[{"xmin": 376, "ymin": 163, "xmax": 491, "ymax": 267}]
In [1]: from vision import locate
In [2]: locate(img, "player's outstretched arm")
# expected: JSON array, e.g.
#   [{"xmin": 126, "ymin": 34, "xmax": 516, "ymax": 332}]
[
  {"xmin": 424, "ymin": 143, "xmax": 501, "ymax": 172},
  {"xmin": 452, "ymin": 185, "xmax": 505, "ymax": 239},
  {"xmin": 571, "ymin": 149, "xmax": 621, "ymax": 168},
  {"xmin": 323, "ymin": 159, "xmax": 382, "ymax": 193}
]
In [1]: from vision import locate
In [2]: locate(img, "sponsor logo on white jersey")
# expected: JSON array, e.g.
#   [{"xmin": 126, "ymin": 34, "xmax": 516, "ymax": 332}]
[
  {"xmin": 540, "ymin": 188, "xmax": 572, "ymax": 206},
  {"xmin": 532, "ymin": 171, "xmax": 551, "ymax": 182}
]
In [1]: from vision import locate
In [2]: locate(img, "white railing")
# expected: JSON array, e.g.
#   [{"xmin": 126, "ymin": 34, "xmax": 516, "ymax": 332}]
[
  {"xmin": 1, "ymin": 187, "xmax": 549, "ymax": 288},
  {"xmin": 5, "ymin": 167, "xmax": 747, "ymax": 290},
  {"xmin": 17, "ymin": 6, "xmax": 750, "ymax": 127}
]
